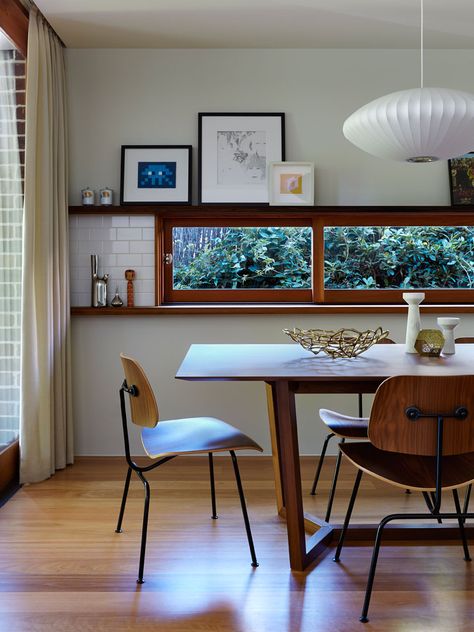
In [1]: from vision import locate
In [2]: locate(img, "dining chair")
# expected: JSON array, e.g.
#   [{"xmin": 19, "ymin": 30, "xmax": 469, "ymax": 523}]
[
  {"xmin": 310, "ymin": 338, "xmax": 396, "ymax": 523},
  {"xmin": 117, "ymin": 353, "xmax": 263, "ymax": 584},
  {"xmin": 333, "ymin": 374, "xmax": 474, "ymax": 623}
]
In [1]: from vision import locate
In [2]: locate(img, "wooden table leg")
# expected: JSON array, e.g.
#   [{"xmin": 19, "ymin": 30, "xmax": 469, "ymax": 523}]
[
  {"xmin": 273, "ymin": 381, "xmax": 308, "ymax": 570},
  {"xmin": 266, "ymin": 382, "xmax": 285, "ymax": 514}
]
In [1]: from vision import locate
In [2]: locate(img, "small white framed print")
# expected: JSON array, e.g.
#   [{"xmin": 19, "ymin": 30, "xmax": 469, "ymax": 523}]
[{"xmin": 268, "ymin": 161, "xmax": 314, "ymax": 206}]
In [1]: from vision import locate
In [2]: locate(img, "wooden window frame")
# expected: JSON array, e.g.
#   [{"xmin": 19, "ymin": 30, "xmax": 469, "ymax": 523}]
[
  {"xmin": 162, "ymin": 217, "xmax": 313, "ymax": 303},
  {"xmin": 159, "ymin": 206, "xmax": 474, "ymax": 306},
  {"xmin": 320, "ymin": 210, "xmax": 474, "ymax": 305}
]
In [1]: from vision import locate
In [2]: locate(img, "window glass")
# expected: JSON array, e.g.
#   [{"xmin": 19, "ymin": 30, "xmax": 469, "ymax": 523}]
[
  {"xmin": 0, "ymin": 40, "xmax": 24, "ymax": 448},
  {"xmin": 324, "ymin": 226, "xmax": 474, "ymax": 289},
  {"xmin": 172, "ymin": 226, "xmax": 312, "ymax": 290}
]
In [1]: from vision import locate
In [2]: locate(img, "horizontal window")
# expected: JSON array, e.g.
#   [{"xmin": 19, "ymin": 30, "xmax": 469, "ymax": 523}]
[
  {"xmin": 151, "ymin": 210, "xmax": 474, "ymax": 306},
  {"xmin": 163, "ymin": 222, "xmax": 312, "ymax": 303},
  {"xmin": 325, "ymin": 226, "xmax": 474, "ymax": 290}
]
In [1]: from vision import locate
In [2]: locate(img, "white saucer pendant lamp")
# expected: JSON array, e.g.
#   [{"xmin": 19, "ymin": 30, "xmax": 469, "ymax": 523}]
[
  {"xmin": 343, "ymin": 87, "xmax": 474, "ymax": 162},
  {"xmin": 343, "ymin": 1, "xmax": 474, "ymax": 163}
]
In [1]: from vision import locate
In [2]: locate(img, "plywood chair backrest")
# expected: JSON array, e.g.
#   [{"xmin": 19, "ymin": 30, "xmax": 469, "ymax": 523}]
[
  {"xmin": 120, "ymin": 354, "xmax": 159, "ymax": 428},
  {"xmin": 377, "ymin": 338, "xmax": 396, "ymax": 344},
  {"xmin": 455, "ymin": 337, "xmax": 474, "ymax": 343},
  {"xmin": 368, "ymin": 375, "xmax": 474, "ymax": 456}
]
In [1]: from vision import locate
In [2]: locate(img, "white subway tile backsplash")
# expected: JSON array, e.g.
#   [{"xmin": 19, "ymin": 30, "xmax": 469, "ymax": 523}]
[
  {"xmin": 142, "ymin": 228, "xmax": 155, "ymax": 241},
  {"xmin": 134, "ymin": 293, "xmax": 155, "ymax": 307},
  {"xmin": 129, "ymin": 216, "xmax": 154, "ymax": 228},
  {"xmin": 77, "ymin": 240, "xmax": 102, "ymax": 254},
  {"xmin": 130, "ymin": 240, "xmax": 154, "ymax": 254},
  {"xmin": 111, "ymin": 216, "xmax": 129, "ymax": 227},
  {"xmin": 134, "ymin": 279, "xmax": 156, "ymax": 294},
  {"xmin": 70, "ymin": 214, "xmax": 156, "ymax": 306},
  {"xmin": 138, "ymin": 267, "xmax": 155, "ymax": 280},
  {"xmin": 70, "ymin": 228, "xmax": 91, "ymax": 241},
  {"xmin": 116, "ymin": 228, "xmax": 142, "ymax": 241},
  {"xmin": 99, "ymin": 254, "xmax": 117, "ymax": 268},
  {"xmin": 142, "ymin": 254, "xmax": 155, "ymax": 266},
  {"xmin": 71, "ymin": 292, "xmax": 90, "ymax": 307},
  {"xmin": 89, "ymin": 228, "xmax": 117, "ymax": 241},
  {"xmin": 116, "ymin": 253, "xmax": 143, "ymax": 267},
  {"xmin": 77, "ymin": 215, "xmax": 103, "ymax": 228},
  {"xmin": 102, "ymin": 240, "xmax": 130, "ymax": 254}
]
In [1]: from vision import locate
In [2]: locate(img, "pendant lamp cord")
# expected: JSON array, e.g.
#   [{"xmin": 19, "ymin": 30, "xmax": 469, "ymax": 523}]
[{"xmin": 420, "ymin": 0, "xmax": 424, "ymax": 88}]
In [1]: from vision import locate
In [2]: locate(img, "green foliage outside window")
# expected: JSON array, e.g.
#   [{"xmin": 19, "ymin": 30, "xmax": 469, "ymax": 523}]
[
  {"xmin": 324, "ymin": 226, "xmax": 474, "ymax": 289},
  {"xmin": 173, "ymin": 226, "xmax": 311, "ymax": 289},
  {"xmin": 172, "ymin": 225, "xmax": 474, "ymax": 291}
]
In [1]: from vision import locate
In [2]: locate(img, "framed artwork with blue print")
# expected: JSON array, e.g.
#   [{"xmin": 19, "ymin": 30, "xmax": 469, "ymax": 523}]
[{"xmin": 120, "ymin": 145, "xmax": 192, "ymax": 205}]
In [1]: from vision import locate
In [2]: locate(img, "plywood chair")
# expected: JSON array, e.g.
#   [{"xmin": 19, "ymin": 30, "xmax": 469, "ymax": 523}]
[
  {"xmin": 333, "ymin": 374, "xmax": 474, "ymax": 623},
  {"xmin": 310, "ymin": 338, "xmax": 396, "ymax": 523},
  {"xmin": 117, "ymin": 354, "xmax": 263, "ymax": 584}
]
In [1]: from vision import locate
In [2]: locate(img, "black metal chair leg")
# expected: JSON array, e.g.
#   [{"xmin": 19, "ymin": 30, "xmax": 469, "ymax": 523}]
[
  {"xmin": 136, "ymin": 470, "xmax": 151, "ymax": 584},
  {"xmin": 429, "ymin": 492, "xmax": 442, "ymax": 523},
  {"xmin": 334, "ymin": 469, "xmax": 363, "ymax": 562},
  {"xmin": 230, "ymin": 451, "xmax": 258, "ymax": 568},
  {"xmin": 325, "ymin": 438, "xmax": 345, "ymax": 523},
  {"xmin": 453, "ymin": 488, "xmax": 472, "ymax": 562},
  {"xmin": 422, "ymin": 491, "xmax": 442, "ymax": 524},
  {"xmin": 208, "ymin": 452, "xmax": 218, "ymax": 519},
  {"xmin": 115, "ymin": 466, "xmax": 132, "ymax": 533},
  {"xmin": 360, "ymin": 515, "xmax": 390, "ymax": 623},
  {"xmin": 310, "ymin": 432, "xmax": 335, "ymax": 496}
]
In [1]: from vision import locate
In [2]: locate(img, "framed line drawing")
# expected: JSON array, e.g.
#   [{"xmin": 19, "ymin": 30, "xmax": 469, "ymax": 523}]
[
  {"xmin": 198, "ymin": 113, "xmax": 285, "ymax": 204},
  {"xmin": 120, "ymin": 145, "xmax": 192, "ymax": 205},
  {"xmin": 268, "ymin": 162, "xmax": 314, "ymax": 206}
]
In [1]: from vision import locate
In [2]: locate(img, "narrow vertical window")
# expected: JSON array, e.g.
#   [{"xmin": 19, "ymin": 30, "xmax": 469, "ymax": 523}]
[{"xmin": 0, "ymin": 36, "xmax": 24, "ymax": 449}]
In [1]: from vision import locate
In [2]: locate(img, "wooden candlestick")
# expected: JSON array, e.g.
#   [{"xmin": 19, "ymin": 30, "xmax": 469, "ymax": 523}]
[{"xmin": 125, "ymin": 269, "xmax": 136, "ymax": 307}]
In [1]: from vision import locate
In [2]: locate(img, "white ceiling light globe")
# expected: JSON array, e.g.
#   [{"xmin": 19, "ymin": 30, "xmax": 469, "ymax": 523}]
[{"xmin": 343, "ymin": 87, "xmax": 474, "ymax": 162}]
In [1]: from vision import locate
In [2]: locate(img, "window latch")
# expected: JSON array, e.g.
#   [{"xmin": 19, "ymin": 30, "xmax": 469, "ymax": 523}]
[{"xmin": 163, "ymin": 253, "xmax": 173, "ymax": 265}]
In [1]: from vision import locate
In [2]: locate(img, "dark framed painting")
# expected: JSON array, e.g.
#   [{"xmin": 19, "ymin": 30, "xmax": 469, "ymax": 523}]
[
  {"xmin": 198, "ymin": 113, "xmax": 285, "ymax": 204},
  {"xmin": 120, "ymin": 145, "xmax": 192, "ymax": 205},
  {"xmin": 448, "ymin": 153, "xmax": 474, "ymax": 205}
]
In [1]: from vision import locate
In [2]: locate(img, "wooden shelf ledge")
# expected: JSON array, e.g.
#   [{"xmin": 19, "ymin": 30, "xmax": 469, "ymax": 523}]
[{"xmin": 71, "ymin": 304, "xmax": 474, "ymax": 316}]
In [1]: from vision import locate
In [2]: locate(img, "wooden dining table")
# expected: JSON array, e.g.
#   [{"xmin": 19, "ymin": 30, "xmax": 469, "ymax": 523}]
[{"xmin": 176, "ymin": 343, "xmax": 474, "ymax": 571}]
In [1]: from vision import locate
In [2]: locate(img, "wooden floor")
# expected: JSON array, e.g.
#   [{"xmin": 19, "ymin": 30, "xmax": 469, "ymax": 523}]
[{"xmin": 0, "ymin": 456, "xmax": 473, "ymax": 632}]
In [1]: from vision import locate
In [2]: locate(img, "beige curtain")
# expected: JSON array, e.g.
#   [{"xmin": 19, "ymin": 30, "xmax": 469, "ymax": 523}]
[{"xmin": 20, "ymin": 7, "xmax": 73, "ymax": 483}]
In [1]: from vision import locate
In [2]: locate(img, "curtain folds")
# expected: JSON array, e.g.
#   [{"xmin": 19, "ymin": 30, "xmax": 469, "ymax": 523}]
[{"xmin": 20, "ymin": 7, "xmax": 73, "ymax": 483}]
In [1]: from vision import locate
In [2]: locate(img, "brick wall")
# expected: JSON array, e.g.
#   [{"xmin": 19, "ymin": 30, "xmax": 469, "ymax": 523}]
[{"xmin": 0, "ymin": 48, "xmax": 25, "ymax": 448}]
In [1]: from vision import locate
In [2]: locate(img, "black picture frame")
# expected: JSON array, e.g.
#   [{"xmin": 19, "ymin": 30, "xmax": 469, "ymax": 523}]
[
  {"xmin": 120, "ymin": 145, "xmax": 192, "ymax": 205},
  {"xmin": 448, "ymin": 153, "xmax": 474, "ymax": 206},
  {"xmin": 198, "ymin": 113, "xmax": 285, "ymax": 205}
]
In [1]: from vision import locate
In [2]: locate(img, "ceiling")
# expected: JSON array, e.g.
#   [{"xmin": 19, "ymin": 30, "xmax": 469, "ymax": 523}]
[{"xmin": 33, "ymin": 0, "xmax": 474, "ymax": 49}]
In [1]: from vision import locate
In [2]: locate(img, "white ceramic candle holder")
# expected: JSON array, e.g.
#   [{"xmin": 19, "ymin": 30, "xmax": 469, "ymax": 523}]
[
  {"xmin": 437, "ymin": 317, "xmax": 460, "ymax": 355},
  {"xmin": 403, "ymin": 292, "xmax": 425, "ymax": 353}
]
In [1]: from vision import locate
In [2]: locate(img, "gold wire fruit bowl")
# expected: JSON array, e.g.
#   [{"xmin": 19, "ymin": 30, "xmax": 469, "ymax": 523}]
[{"xmin": 283, "ymin": 327, "xmax": 389, "ymax": 358}]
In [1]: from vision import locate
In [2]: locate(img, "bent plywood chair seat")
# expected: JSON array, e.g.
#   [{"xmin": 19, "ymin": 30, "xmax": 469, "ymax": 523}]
[
  {"xmin": 334, "ymin": 374, "xmax": 474, "ymax": 624},
  {"xmin": 117, "ymin": 353, "xmax": 262, "ymax": 584}
]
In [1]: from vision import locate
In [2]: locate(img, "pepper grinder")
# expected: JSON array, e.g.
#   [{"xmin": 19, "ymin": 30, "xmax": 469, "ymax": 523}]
[{"xmin": 125, "ymin": 269, "xmax": 136, "ymax": 307}]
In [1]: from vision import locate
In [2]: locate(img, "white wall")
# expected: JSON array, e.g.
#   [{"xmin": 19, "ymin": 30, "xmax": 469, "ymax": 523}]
[{"xmin": 67, "ymin": 48, "xmax": 474, "ymax": 455}]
